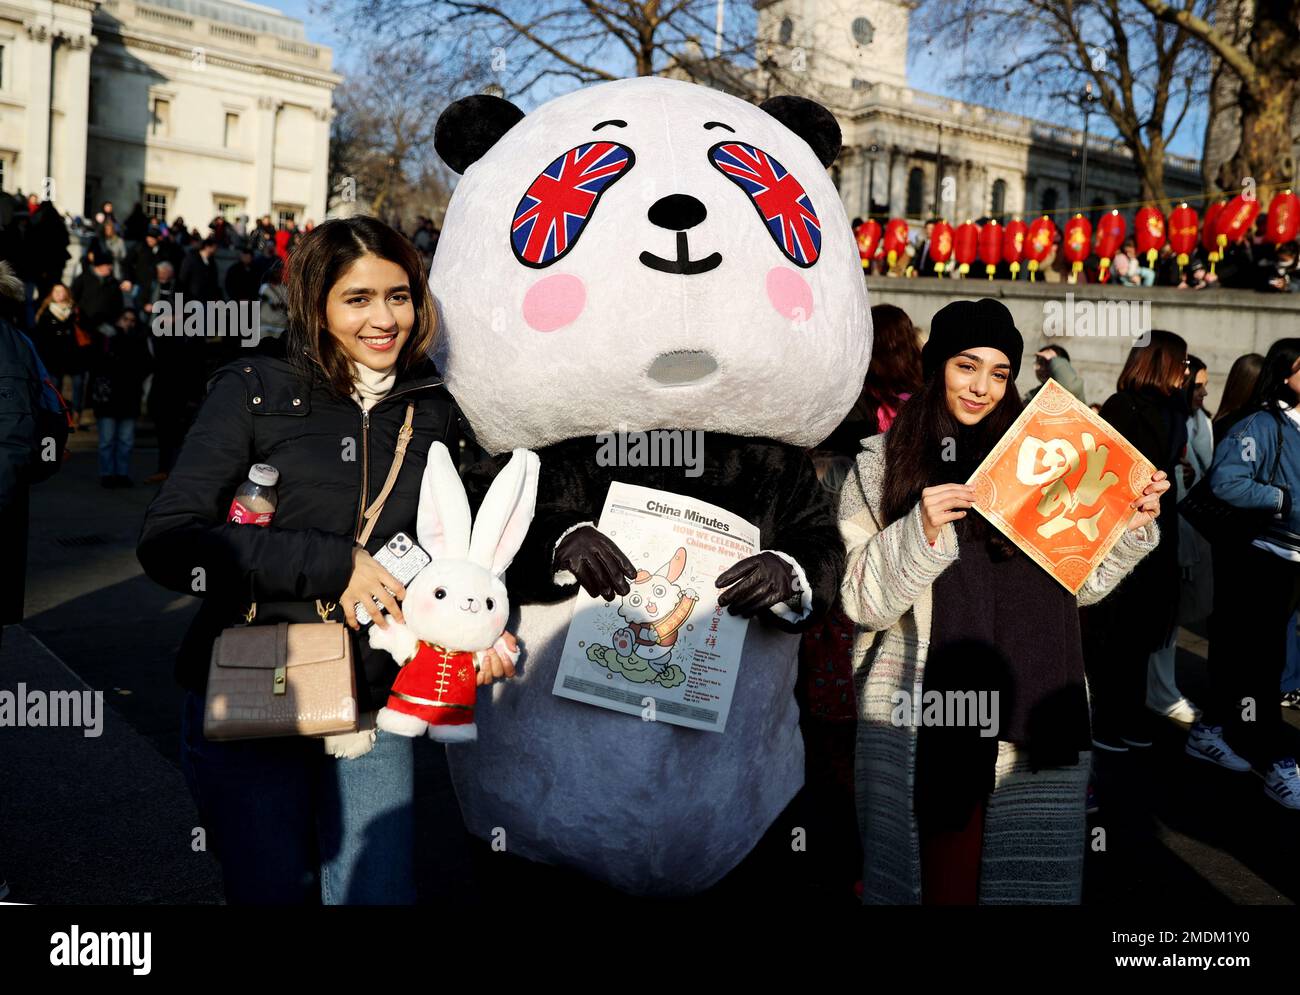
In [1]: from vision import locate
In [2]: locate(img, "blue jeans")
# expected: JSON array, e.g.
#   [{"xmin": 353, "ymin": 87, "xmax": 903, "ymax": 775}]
[
  {"xmin": 180, "ymin": 691, "xmax": 416, "ymax": 904},
  {"xmin": 96, "ymin": 416, "xmax": 135, "ymax": 477},
  {"xmin": 1284, "ymin": 611, "xmax": 1300, "ymax": 694}
]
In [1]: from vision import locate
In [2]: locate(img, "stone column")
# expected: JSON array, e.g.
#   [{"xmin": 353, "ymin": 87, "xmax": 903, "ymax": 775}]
[
  {"xmin": 888, "ymin": 148, "xmax": 906, "ymax": 217},
  {"xmin": 56, "ymin": 32, "xmax": 94, "ymax": 218},
  {"xmin": 255, "ymin": 96, "xmax": 281, "ymax": 216},
  {"xmin": 309, "ymin": 105, "xmax": 331, "ymax": 222},
  {"xmin": 23, "ymin": 21, "xmax": 53, "ymax": 196}
]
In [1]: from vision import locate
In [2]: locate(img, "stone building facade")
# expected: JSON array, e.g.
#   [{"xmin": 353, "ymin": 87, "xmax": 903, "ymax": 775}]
[{"xmin": 0, "ymin": 0, "xmax": 339, "ymax": 225}]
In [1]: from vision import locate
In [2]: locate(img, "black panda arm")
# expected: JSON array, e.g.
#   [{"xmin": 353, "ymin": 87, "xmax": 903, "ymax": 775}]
[
  {"xmin": 505, "ymin": 442, "xmax": 606, "ymax": 604},
  {"xmin": 756, "ymin": 447, "xmax": 845, "ymax": 633}
]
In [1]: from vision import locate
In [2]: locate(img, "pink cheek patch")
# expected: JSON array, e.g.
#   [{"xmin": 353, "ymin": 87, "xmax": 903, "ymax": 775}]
[
  {"xmin": 522, "ymin": 274, "xmax": 586, "ymax": 332},
  {"xmin": 766, "ymin": 266, "xmax": 814, "ymax": 323}
]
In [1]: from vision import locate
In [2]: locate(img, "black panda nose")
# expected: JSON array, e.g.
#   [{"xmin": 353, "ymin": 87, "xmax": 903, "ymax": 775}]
[{"xmin": 648, "ymin": 194, "xmax": 707, "ymax": 231}]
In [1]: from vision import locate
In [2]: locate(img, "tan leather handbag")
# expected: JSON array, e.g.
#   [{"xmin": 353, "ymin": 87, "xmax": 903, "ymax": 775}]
[{"xmin": 203, "ymin": 403, "xmax": 416, "ymax": 741}]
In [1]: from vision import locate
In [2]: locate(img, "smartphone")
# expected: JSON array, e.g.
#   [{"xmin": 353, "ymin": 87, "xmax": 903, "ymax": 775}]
[{"xmin": 355, "ymin": 531, "xmax": 431, "ymax": 626}]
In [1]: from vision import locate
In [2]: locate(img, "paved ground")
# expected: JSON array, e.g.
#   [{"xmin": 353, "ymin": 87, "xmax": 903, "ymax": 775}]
[{"xmin": 2, "ymin": 425, "xmax": 1298, "ymax": 905}]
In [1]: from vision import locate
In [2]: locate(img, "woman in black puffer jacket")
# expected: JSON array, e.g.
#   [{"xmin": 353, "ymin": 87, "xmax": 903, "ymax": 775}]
[{"xmin": 137, "ymin": 216, "xmax": 513, "ymax": 905}]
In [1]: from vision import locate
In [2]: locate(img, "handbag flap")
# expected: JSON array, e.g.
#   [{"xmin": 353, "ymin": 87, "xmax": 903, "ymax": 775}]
[{"xmin": 213, "ymin": 622, "xmax": 349, "ymax": 670}]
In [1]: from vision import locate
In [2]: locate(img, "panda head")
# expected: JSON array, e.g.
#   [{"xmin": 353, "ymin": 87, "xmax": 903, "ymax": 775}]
[{"xmin": 429, "ymin": 76, "xmax": 872, "ymax": 454}]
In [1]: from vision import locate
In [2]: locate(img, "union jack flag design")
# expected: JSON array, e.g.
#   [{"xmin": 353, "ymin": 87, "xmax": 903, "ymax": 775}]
[
  {"xmin": 709, "ymin": 142, "xmax": 821, "ymax": 267},
  {"xmin": 511, "ymin": 142, "xmax": 634, "ymax": 267}
]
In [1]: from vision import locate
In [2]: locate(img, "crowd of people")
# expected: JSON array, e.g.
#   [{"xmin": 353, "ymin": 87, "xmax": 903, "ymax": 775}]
[
  {"xmin": 864, "ymin": 214, "xmax": 1300, "ymax": 292},
  {"xmin": 2, "ymin": 200, "xmax": 1298, "ymax": 908}
]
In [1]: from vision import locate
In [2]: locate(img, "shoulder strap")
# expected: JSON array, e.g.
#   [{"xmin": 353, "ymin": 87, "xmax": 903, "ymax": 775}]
[
  {"xmin": 245, "ymin": 402, "xmax": 417, "ymax": 623},
  {"xmin": 358, "ymin": 401, "xmax": 417, "ymax": 547}
]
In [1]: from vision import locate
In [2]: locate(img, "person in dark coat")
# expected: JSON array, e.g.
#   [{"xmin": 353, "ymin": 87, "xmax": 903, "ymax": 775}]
[
  {"xmin": 135, "ymin": 215, "xmax": 515, "ymax": 905},
  {"xmin": 127, "ymin": 227, "xmax": 167, "ymax": 304},
  {"xmin": 33, "ymin": 282, "xmax": 77, "ymax": 394},
  {"xmin": 89, "ymin": 307, "xmax": 152, "ymax": 487},
  {"xmin": 177, "ymin": 236, "xmax": 221, "ymax": 305},
  {"xmin": 1082, "ymin": 330, "xmax": 1190, "ymax": 751},
  {"xmin": 27, "ymin": 201, "xmax": 70, "ymax": 303},
  {"xmin": 223, "ymin": 247, "xmax": 261, "ymax": 303},
  {"xmin": 144, "ymin": 260, "xmax": 204, "ymax": 482},
  {"xmin": 0, "ymin": 260, "xmax": 41, "ymax": 638}
]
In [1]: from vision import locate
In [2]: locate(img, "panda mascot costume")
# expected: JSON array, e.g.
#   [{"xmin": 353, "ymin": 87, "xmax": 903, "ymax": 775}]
[{"xmin": 430, "ymin": 76, "xmax": 872, "ymax": 896}]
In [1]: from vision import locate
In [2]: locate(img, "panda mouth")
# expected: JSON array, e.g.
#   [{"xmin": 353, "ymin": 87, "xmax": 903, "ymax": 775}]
[{"xmin": 640, "ymin": 232, "xmax": 722, "ymax": 275}]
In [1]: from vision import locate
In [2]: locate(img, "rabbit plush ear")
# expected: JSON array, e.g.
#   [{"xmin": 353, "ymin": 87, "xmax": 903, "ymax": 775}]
[
  {"xmin": 468, "ymin": 449, "xmax": 540, "ymax": 578},
  {"xmin": 657, "ymin": 547, "xmax": 687, "ymax": 583},
  {"xmin": 417, "ymin": 442, "xmax": 472, "ymax": 560}
]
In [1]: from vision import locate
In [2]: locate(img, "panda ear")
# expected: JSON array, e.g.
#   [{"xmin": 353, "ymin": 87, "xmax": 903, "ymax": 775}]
[
  {"xmin": 434, "ymin": 95, "xmax": 526, "ymax": 174},
  {"xmin": 758, "ymin": 95, "xmax": 842, "ymax": 168}
]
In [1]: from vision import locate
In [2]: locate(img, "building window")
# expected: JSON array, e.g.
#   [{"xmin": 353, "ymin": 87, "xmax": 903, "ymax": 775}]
[
  {"xmin": 215, "ymin": 198, "xmax": 243, "ymax": 221},
  {"xmin": 990, "ymin": 179, "xmax": 1006, "ymax": 217},
  {"xmin": 224, "ymin": 112, "xmax": 239, "ymax": 148},
  {"xmin": 778, "ymin": 16, "xmax": 793, "ymax": 45},
  {"xmin": 0, "ymin": 43, "xmax": 7, "ymax": 91},
  {"xmin": 151, "ymin": 97, "xmax": 171, "ymax": 138},
  {"xmin": 144, "ymin": 191, "xmax": 169, "ymax": 219},
  {"xmin": 1041, "ymin": 187, "xmax": 1059, "ymax": 215},
  {"xmin": 905, "ymin": 167, "xmax": 925, "ymax": 217},
  {"xmin": 0, "ymin": 157, "xmax": 5, "ymax": 192},
  {"xmin": 275, "ymin": 205, "xmax": 298, "ymax": 227}
]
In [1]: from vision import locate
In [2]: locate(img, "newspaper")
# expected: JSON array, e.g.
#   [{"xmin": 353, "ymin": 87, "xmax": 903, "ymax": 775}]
[{"xmin": 551, "ymin": 482, "xmax": 760, "ymax": 732}]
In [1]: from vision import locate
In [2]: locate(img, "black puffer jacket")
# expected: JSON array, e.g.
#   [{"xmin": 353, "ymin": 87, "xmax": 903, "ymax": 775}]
[{"xmin": 137, "ymin": 337, "xmax": 462, "ymax": 711}]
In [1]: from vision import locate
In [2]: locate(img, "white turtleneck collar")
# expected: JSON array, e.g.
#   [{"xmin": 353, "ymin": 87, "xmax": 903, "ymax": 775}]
[{"xmin": 350, "ymin": 361, "xmax": 397, "ymax": 412}]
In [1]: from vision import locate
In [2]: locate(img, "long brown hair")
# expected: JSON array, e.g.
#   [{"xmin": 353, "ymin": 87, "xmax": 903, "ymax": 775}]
[
  {"xmin": 1116, "ymin": 329, "xmax": 1187, "ymax": 395},
  {"xmin": 1213, "ymin": 351, "xmax": 1264, "ymax": 430},
  {"xmin": 882, "ymin": 357, "xmax": 1023, "ymax": 558},
  {"xmin": 285, "ymin": 216, "xmax": 436, "ymax": 397}
]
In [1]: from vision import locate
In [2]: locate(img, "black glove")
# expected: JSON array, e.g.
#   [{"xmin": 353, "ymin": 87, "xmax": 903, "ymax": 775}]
[
  {"xmin": 715, "ymin": 552, "xmax": 799, "ymax": 617},
  {"xmin": 554, "ymin": 526, "xmax": 636, "ymax": 601}
]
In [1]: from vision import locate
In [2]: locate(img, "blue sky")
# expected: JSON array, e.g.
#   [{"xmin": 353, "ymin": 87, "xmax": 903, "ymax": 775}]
[{"xmin": 276, "ymin": 0, "xmax": 1204, "ymax": 159}]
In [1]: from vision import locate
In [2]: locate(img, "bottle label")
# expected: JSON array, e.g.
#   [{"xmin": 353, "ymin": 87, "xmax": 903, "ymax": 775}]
[{"xmin": 228, "ymin": 498, "xmax": 274, "ymax": 526}]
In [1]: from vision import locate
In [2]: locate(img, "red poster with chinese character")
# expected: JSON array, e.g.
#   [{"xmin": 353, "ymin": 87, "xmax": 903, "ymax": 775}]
[{"xmin": 966, "ymin": 378, "xmax": 1157, "ymax": 594}]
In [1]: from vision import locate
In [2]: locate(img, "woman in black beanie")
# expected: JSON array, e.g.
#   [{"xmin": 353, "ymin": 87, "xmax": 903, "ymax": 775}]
[{"xmin": 838, "ymin": 299, "xmax": 1169, "ymax": 904}]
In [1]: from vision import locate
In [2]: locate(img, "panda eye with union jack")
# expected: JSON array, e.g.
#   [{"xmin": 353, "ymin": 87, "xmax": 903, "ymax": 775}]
[
  {"xmin": 510, "ymin": 142, "xmax": 635, "ymax": 268},
  {"xmin": 708, "ymin": 141, "xmax": 822, "ymax": 267}
]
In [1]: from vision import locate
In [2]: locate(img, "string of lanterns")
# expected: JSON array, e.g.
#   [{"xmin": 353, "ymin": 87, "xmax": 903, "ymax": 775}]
[{"xmin": 854, "ymin": 189, "xmax": 1300, "ymax": 283}]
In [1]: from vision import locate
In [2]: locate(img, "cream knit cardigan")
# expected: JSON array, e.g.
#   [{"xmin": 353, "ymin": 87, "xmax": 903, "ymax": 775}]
[{"xmin": 838, "ymin": 433, "xmax": 1160, "ymax": 904}]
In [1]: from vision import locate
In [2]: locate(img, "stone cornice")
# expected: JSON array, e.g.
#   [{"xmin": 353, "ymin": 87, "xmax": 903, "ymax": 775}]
[{"xmin": 94, "ymin": 25, "xmax": 342, "ymax": 89}]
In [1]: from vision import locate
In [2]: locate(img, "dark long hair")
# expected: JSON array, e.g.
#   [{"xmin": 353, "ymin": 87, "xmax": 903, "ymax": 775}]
[
  {"xmin": 1247, "ymin": 338, "xmax": 1300, "ymax": 414},
  {"xmin": 284, "ymin": 216, "xmax": 436, "ymax": 398},
  {"xmin": 1213, "ymin": 352, "xmax": 1264, "ymax": 437},
  {"xmin": 882, "ymin": 361, "xmax": 1023, "ymax": 558}
]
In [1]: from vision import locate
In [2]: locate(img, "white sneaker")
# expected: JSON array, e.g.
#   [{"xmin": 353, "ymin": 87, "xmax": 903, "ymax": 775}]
[
  {"xmin": 1185, "ymin": 724, "xmax": 1252, "ymax": 772},
  {"xmin": 1263, "ymin": 759, "xmax": 1300, "ymax": 811}
]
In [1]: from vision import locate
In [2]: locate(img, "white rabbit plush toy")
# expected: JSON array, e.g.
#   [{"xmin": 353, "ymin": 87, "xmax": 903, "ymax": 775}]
[{"xmin": 369, "ymin": 441, "xmax": 539, "ymax": 742}]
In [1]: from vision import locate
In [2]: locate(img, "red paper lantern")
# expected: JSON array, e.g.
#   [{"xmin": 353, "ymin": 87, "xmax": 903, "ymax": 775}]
[
  {"xmin": 1135, "ymin": 206, "xmax": 1166, "ymax": 267},
  {"xmin": 882, "ymin": 218, "xmax": 909, "ymax": 267},
  {"xmin": 1023, "ymin": 216, "xmax": 1056, "ymax": 281},
  {"xmin": 1266, "ymin": 189, "xmax": 1300, "ymax": 245},
  {"xmin": 978, "ymin": 219, "xmax": 1003, "ymax": 279},
  {"xmin": 1201, "ymin": 201, "xmax": 1225, "ymax": 255},
  {"xmin": 930, "ymin": 220, "xmax": 954, "ymax": 274},
  {"xmin": 1093, "ymin": 210, "xmax": 1127, "ymax": 283},
  {"xmin": 854, "ymin": 219, "xmax": 881, "ymax": 268},
  {"xmin": 1168, "ymin": 203, "xmax": 1198, "ymax": 266},
  {"xmin": 1062, "ymin": 214, "xmax": 1092, "ymax": 281},
  {"xmin": 1215, "ymin": 194, "xmax": 1262, "ymax": 246},
  {"xmin": 953, "ymin": 221, "xmax": 979, "ymax": 276},
  {"xmin": 1002, "ymin": 218, "xmax": 1027, "ymax": 278}
]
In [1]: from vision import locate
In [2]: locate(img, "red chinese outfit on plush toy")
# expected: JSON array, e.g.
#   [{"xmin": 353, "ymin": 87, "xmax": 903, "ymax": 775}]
[{"xmin": 384, "ymin": 641, "xmax": 477, "ymax": 731}]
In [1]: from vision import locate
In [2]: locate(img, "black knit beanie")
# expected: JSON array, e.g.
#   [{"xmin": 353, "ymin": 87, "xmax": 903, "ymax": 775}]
[{"xmin": 920, "ymin": 298, "xmax": 1024, "ymax": 381}]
